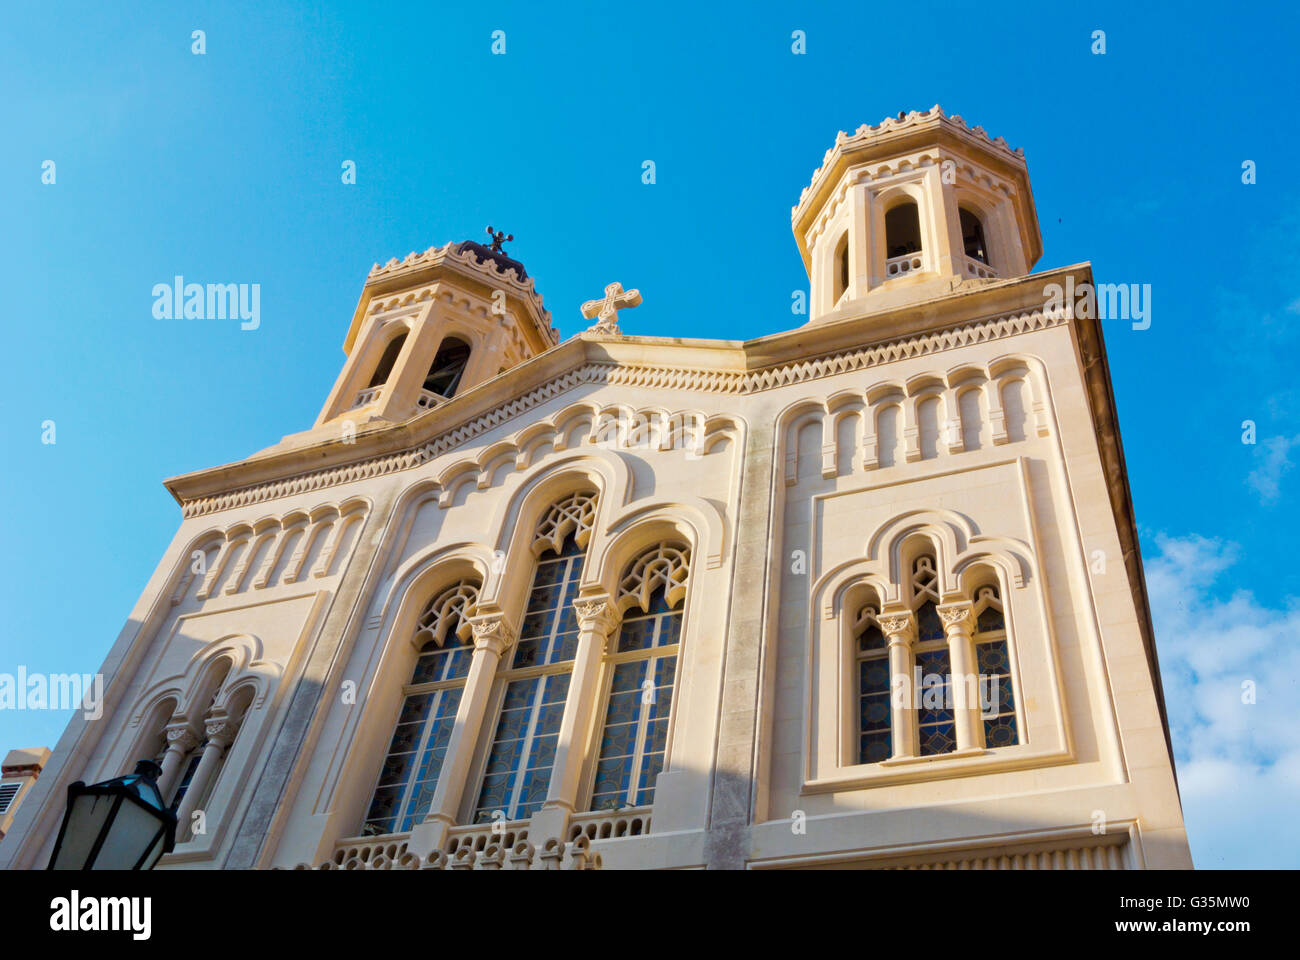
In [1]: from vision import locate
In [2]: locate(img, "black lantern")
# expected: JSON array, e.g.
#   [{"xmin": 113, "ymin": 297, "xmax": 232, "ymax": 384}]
[{"xmin": 47, "ymin": 760, "xmax": 178, "ymax": 870}]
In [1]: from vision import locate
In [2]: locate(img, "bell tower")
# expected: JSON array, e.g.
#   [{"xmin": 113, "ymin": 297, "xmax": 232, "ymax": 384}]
[
  {"xmin": 793, "ymin": 106, "xmax": 1043, "ymax": 323},
  {"xmin": 310, "ymin": 230, "xmax": 558, "ymax": 435}
]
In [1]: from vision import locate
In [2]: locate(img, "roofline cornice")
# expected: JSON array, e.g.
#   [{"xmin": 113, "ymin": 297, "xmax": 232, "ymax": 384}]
[{"xmin": 165, "ymin": 264, "xmax": 1091, "ymax": 516}]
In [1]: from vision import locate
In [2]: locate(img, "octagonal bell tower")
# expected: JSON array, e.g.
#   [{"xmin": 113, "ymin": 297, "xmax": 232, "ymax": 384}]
[{"xmin": 793, "ymin": 106, "xmax": 1043, "ymax": 324}]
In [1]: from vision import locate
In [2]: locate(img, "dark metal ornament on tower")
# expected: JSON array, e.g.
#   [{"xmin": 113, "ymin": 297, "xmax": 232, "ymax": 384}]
[{"xmin": 486, "ymin": 226, "xmax": 514, "ymax": 254}]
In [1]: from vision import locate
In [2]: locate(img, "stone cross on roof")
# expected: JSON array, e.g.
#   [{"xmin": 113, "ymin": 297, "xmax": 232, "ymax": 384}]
[{"xmin": 581, "ymin": 281, "xmax": 642, "ymax": 335}]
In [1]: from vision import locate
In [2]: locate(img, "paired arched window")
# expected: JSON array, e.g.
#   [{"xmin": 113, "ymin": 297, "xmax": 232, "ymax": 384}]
[
  {"xmin": 367, "ymin": 333, "xmax": 407, "ymax": 388},
  {"xmin": 471, "ymin": 492, "xmax": 598, "ymax": 823},
  {"xmin": 362, "ymin": 580, "xmax": 478, "ymax": 836},
  {"xmin": 590, "ymin": 542, "xmax": 691, "ymax": 811},
  {"xmin": 854, "ymin": 554, "xmax": 1019, "ymax": 764},
  {"xmin": 423, "ymin": 338, "xmax": 471, "ymax": 398}
]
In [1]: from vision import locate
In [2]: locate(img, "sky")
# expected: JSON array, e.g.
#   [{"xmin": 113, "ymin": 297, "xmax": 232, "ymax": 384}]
[{"xmin": 1, "ymin": 1, "xmax": 1297, "ymax": 867}]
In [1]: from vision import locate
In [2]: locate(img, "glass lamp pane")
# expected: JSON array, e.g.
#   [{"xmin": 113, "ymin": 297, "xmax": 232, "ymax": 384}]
[
  {"xmin": 50, "ymin": 792, "xmax": 116, "ymax": 869},
  {"xmin": 90, "ymin": 799, "xmax": 165, "ymax": 869}
]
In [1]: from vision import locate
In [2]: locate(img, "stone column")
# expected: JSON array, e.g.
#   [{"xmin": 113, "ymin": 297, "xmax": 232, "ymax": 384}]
[
  {"xmin": 175, "ymin": 713, "xmax": 239, "ymax": 842},
  {"xmin": 408, "ymin": 613, "xmax": 515, "ymax": 857},
  {"xmin": 879, "ymin": 612, "xmax": 917, "ymax": 759},
  {"xmin": 156, "ymin": 723, "xmax": 200, "ymax": 801},
  {"xmin": 937, "ymin": 602, "xmax": 982, "ymax": 752},
  {"xmin": 531, "ymin": 596, "xmax": 620, "ymax": 840}
]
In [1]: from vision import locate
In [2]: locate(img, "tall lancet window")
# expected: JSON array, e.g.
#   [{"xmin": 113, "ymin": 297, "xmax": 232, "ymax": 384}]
[
  {"xmin": 589, "ymin": 542, "xmax": 690, "ymax": 811},
  {"xmin": 854, "ymin": 600, "xmax": 891, "ymax": 763},
  {"xmin": 973, "ymin": 583, "xmax": 1019, "ymax": 748},
  {"xmin": 362, "ymin": 580, "xmax": 479, "ymax": 836},
  {"xmin": 911, "ymin": 555, "xmax": 956, "ymax": 757},
  {"xmin": 423, "ymin": 338, "xmax": 471, "ymax": 399},
  {"xmin": 471, "ymin": 492, "xmax": 597, "ymax": 824}
]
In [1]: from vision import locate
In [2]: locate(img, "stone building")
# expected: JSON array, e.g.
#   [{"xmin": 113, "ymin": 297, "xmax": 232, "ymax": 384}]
[
  {"xmin": 0, "ymin": 107, "xmax": 1192, "ymax": 870},
  {"xmin": 0, "ymin": 748, "xmax": 50, "ymax": 842}
]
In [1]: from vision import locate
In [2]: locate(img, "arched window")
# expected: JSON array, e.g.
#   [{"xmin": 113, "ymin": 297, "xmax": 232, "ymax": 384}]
[
  {"xmin": 471, "ymin": 493, "xmax": 598, "ymax": 824},
  {"xmin": 960, "ymin": 207, "xmax": 989, "ymax": 265},
  {"xmin": 589, "ymin": 542, "xmax": 691, "ymax": 811},
  {"xmin": 423, "ymin": 338, "xmax": 471, "ymax": 399},
  {"xmin": 166, "ymin": 659, "xmax": 232, "ymax": 809},
  {"xmin": 972, "ymin": 583, "xmax": 1018, "ymax": 748},
  {"xmin": 854, "ymin": 599, "xmax": 891, "ymax": 763},
  {"xmin": 885, "ymin": 201, "xmax": 922, "ymax": 259},
  {"xmin": 833, "ymin": 232, "xmax": 850, "ymax": 304},
  {"xmin": 367, "ymin": 332, "xmax": 407, "ymax": 388},
  {"xmin": 362, "ymin": 579, "xmax": 478, "ymax": 836},
  {"xmin": 910, "ymin": 555, "xmax": 955, "ymax": 757}
]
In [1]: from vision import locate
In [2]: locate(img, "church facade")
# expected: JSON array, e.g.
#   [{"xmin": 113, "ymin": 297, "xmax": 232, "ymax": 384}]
[{"xmin": 1, "ymin": 107, "xmax": 1193, "ymax": 870}]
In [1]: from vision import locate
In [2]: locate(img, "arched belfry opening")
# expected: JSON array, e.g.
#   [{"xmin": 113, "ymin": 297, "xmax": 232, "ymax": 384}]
[
  {"xmin": 960, "ymin": 207, "xmax": 989, "ymax": 265},
  {"xmin": 423, "ymin": 338, "xmax": 471, "ymax": 399},
  {"xmin": 833, "ymin": 232, "xmax": 850, "ymax": 304},
  {"xmin": 884, "ymin": 201, "xmax": 922, "ymax": 260},
  {"xmin": 367, "ymin": 333, "xmax": 407, "ymax": 388}
]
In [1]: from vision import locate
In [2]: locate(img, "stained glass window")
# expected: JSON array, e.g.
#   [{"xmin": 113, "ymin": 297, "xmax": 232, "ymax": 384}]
[
  {"xmin": 472, "ymin": 530, "xmax": 590, "ymax": 823},
  {"xmin": 362, "ymin": 580, "xmax": 477, "ymax": 836},
  {"xmin": 590, "ymin": 576, "xmax": 684, "ymax": 810},
  {"xmin": 511, "ymin": 538, "xmax": 584, "ymax": 669},
  {"xmin": 856, "ymin": 608, "xmax": 891, "ymax": 763},
  {"xmin": 911, "ymin": 555, "xmax": 955, "ymax": 756},
  {"xmin": 472, "ymin": 673, "xmax": 570, "ymax": 822},
  {"xmin": 916, "ymin": 647, "xmax": 956, "ymax": 756},
  {"xmin": 973, "ymin": 584, "xmax": 1018, "ymax": 749}
]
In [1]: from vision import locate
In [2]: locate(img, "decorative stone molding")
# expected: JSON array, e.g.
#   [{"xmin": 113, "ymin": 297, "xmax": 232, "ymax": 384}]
[
  {"xmin": 292, "ymin": 834, "xmax": 598, "ymax": 870},
  {"xmin": 793, "ymin": 104, "xmax": 1025, "ymax": 221},
  {"xmin": 365, "ymin": 240, "xmax": 557, "ymax": 344},
  {"xmin": 176, "ymin": 304, "xmax": 1069, "ymax": 519}
]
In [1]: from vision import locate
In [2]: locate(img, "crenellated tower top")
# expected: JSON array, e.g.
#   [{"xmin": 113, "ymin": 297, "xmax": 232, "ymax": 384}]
[{"xmin": 792, "ymin": 105, "xmax": 1043, "ymax": 323}]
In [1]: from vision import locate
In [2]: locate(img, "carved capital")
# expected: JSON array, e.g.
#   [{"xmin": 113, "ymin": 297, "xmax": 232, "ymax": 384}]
[
  {"xmin": 164, "ymin": 723, "xmax": 200, "ymax": 754},
  {"xmin": 878, "ymin": 612, "xmax": 915, "ymax": 642},
  {"xmin": 936, "ymin": 602, "xmax": 974, "ymax": 632},
  {"xmin": 470, "ymin": 615, "xmax": 516, "ymax": 657},
  {"xmin": 203, "ymin": 714, "xmax": 239, "ymax": 746},
  {"xmin": 573, "ymin": 596, "xmax": 619, "ymax": 637}
]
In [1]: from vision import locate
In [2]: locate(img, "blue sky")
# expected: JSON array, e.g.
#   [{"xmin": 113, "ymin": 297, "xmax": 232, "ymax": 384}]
[{"xmin": 2, "ymin": 2, "xmax": 1297, "ymax": 867}]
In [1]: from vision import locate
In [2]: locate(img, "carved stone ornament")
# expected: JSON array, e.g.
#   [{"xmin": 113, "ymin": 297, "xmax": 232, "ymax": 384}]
[
  {"xmin": 470, "ymin": 615, "xmax": 516, "ymax": 655},
  {"xmin": 936, "ymin": 603, "xmax": 974, "ymax": 630}
]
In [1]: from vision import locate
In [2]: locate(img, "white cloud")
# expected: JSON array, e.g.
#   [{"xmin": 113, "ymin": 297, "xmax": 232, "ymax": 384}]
[
  {"xmin": 1247, "ymin": 434, "xmax": 1300, "ymax": 505},
  {"xmin": 1147, "ymin": 533, "xmax": 1300, "ymax": 867}
]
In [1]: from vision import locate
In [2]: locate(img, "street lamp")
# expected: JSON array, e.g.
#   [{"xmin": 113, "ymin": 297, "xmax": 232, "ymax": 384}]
[{"xmin": 47, "ymin": 760, "xmax": 178, "ymax": 870}]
